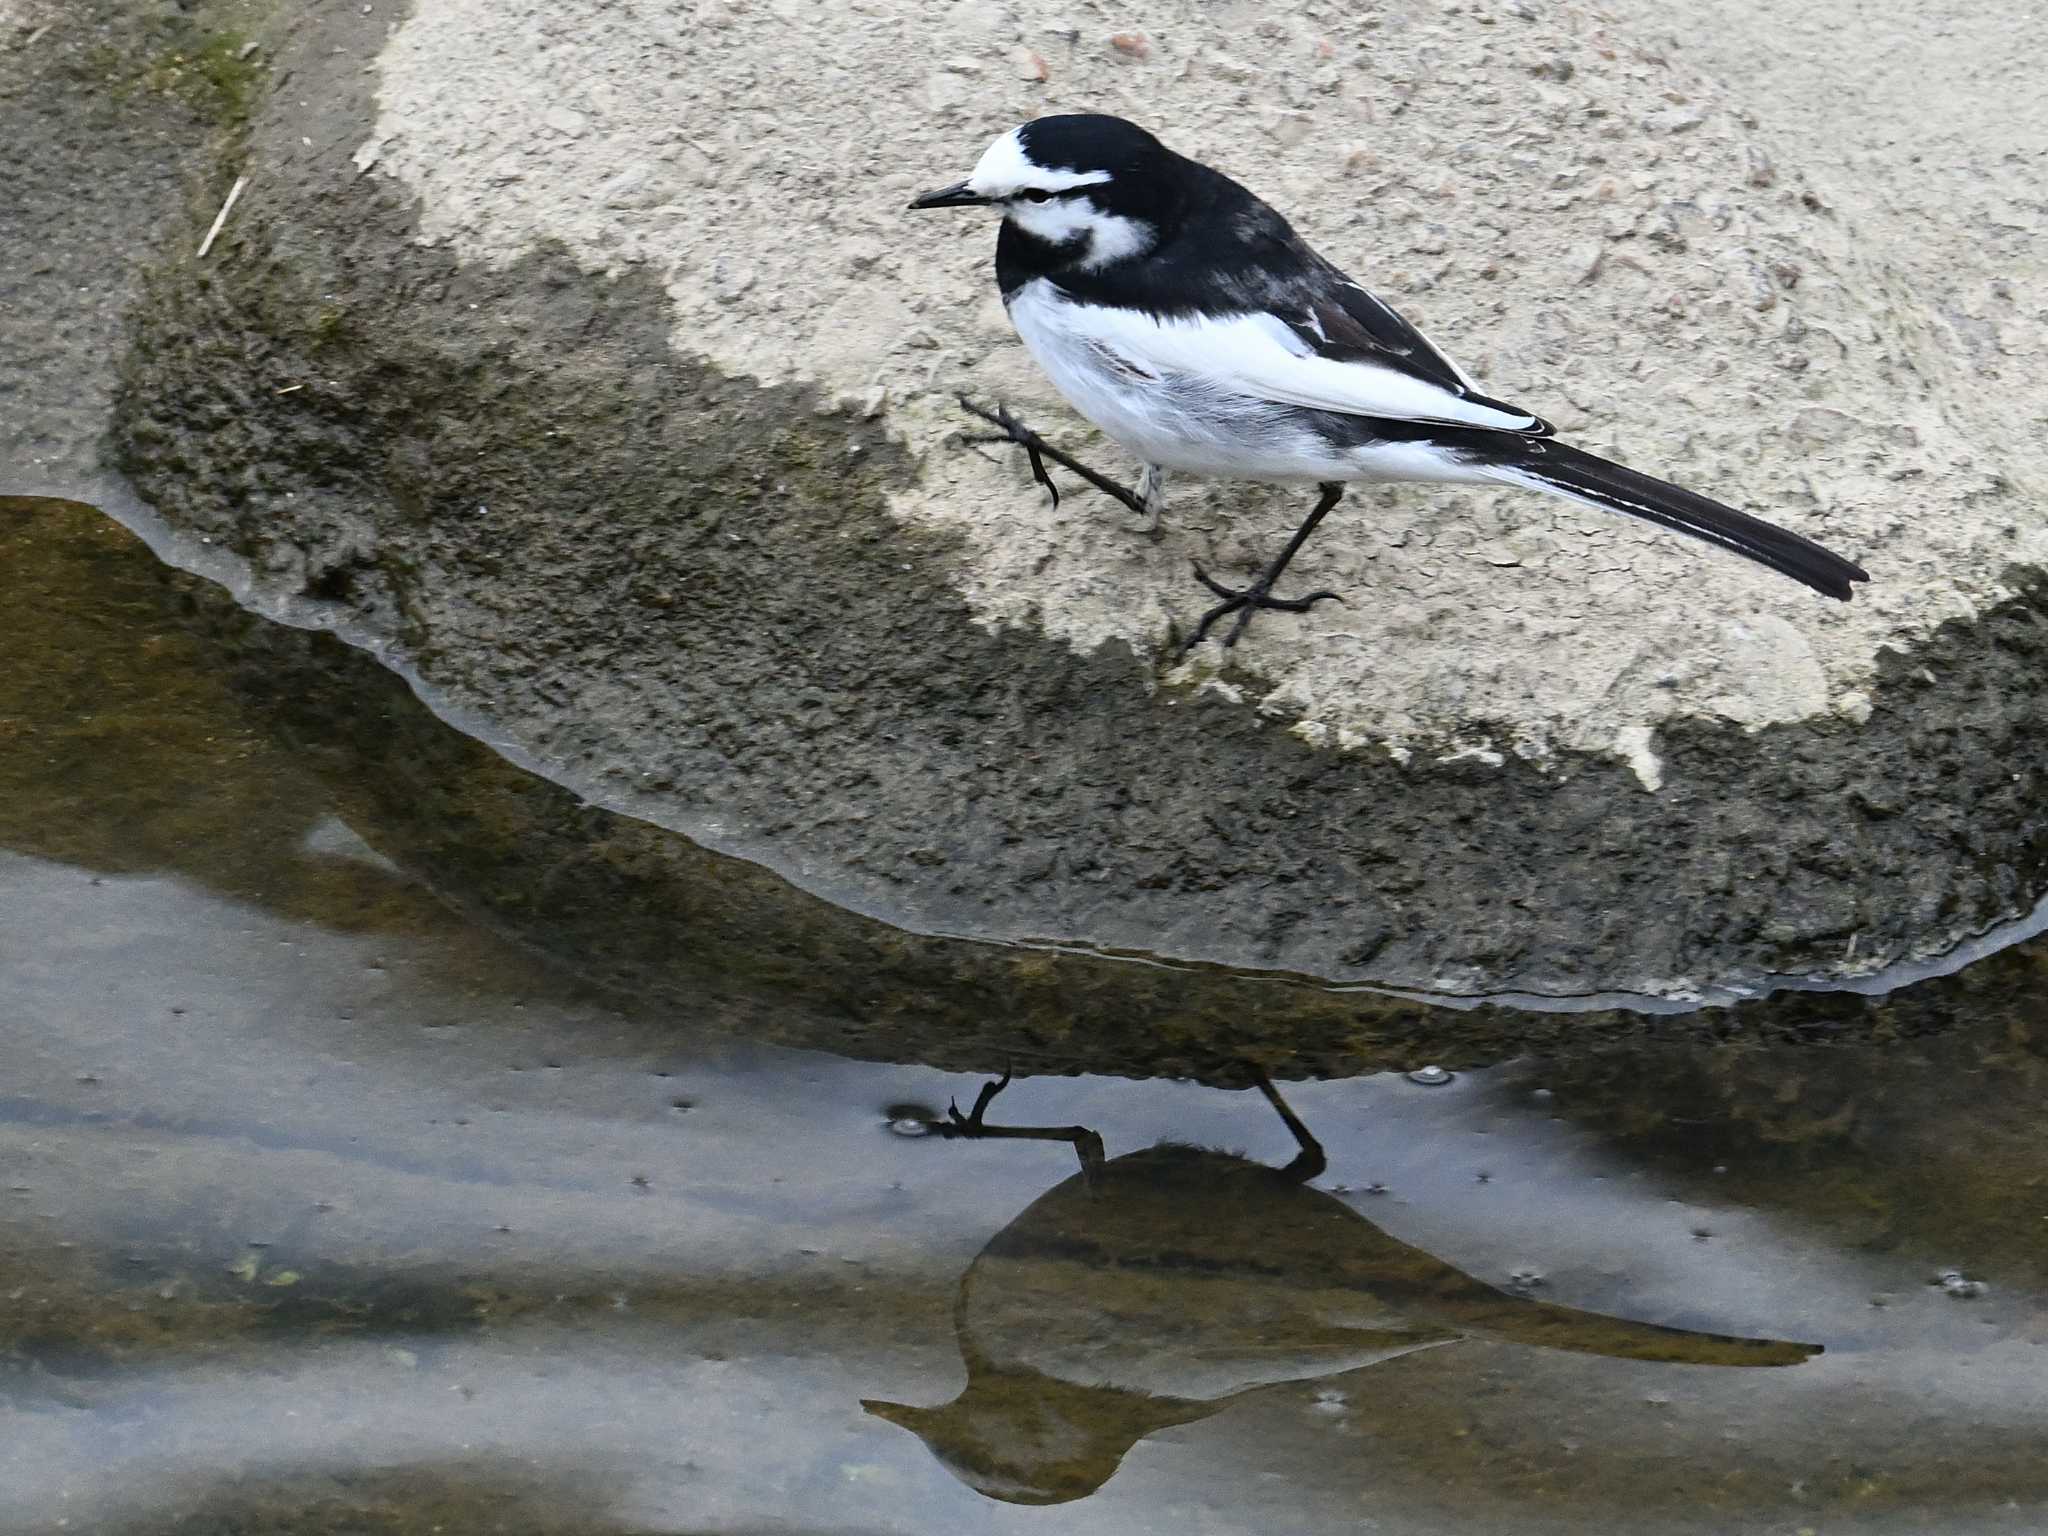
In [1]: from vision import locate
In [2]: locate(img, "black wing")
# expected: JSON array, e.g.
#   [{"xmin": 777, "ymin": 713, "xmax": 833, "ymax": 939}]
[
  {"xmin": 1282, "ymin": 254, "xmax": 1552, "ymax": 436},
  {"xmin": 1057, "ymin": 156, "xmax": 1551, "ymax": 436}
]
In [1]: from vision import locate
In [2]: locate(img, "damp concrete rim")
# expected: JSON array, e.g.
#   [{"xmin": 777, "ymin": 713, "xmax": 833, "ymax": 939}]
[{"xmin": 76, "ymin": 471, "xmax": 2048, "ymax": 1023}]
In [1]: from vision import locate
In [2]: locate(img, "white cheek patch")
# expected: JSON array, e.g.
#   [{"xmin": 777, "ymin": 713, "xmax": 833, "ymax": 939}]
[
  {"xmin": 1007, "ymin": 197, "xmax": 1153, "ymax": 269},
  {"xmin": 1076, "ymin": 205, "xmax": 1151, "ymax": 269},
  {"xmin": 1007, "ymin": 197, "xmax": 1092, "ymax": 245},
  {"xmin": 966, "ymin": 127, "xmax": 1113, "ymax": 199}
]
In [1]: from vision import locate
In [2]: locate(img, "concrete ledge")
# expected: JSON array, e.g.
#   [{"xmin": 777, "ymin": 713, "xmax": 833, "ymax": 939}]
[
  {"xmin": 42, "ymin": 0, "xmax": 2048, "ymax": 995},
  {"xmin": 13, "ymin": 492, "xmax": 2038, "ymax": 1085}
]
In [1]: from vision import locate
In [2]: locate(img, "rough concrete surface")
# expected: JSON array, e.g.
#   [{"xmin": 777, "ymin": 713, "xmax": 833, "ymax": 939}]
[
  {"xmin": 5, "ymin": 0, "xmax": 2043, "ymax": 996},
  {"xmin": 362, "ymin": 0, "xmax": 2043, "ymax": 762},
  {"xmin": 0, "ymin": 0, "xmax": 239, "ymax": 489}
]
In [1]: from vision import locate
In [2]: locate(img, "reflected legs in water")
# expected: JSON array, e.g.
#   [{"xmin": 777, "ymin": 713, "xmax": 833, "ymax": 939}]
[
  {"xmin": 929, "ymin": 1066, "xmax": 1325, "ymax": 1184},
  {"xmin": 932, "ymin": 1071, "xmax": 1108, "ymax": 1179},
  {"xmin": 1252, "ymin": 1070, "xmax": 1327, "ymax": 1184}
]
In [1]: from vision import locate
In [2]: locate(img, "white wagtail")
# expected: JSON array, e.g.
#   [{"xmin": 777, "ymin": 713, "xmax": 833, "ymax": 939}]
[{"xmin": 909, "ymin": 114, "xmax": 1870, "ymax": 652}]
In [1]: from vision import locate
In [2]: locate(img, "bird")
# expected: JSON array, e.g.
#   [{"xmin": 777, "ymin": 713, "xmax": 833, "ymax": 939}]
[
  {"xmin": 864, "ymin": 1073, "xmax": 1819, "ymax": 1505},
  {"xmin": 908, "ymin": 114, "xmax": 1871, "ymax": 652}
]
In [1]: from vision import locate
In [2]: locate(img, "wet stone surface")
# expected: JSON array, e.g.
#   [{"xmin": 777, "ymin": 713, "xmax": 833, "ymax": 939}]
[
  {"xmin": 3, "ymin": 494, "xmax": 2030, "ymax": 1082},
  {"xmin": 2, "ymin": 495, "xmax": 2047, "ymax": 1534}
]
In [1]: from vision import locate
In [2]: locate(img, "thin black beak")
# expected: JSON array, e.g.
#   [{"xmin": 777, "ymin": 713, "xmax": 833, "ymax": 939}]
[{"xmin": 908, "ymin": 180, "xmax": 991, "ymax": 211}]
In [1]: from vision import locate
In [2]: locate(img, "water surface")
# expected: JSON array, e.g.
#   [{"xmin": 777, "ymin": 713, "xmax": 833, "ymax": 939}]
[{"xmin": 2, "ymin": 496, "xmax": 2042, "ymax": 1534}]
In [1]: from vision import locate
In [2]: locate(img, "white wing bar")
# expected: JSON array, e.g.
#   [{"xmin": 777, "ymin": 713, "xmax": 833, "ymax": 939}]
[{"xmin": 1068, "ymin": 303, "xmax": 1539, "ymax": 432}]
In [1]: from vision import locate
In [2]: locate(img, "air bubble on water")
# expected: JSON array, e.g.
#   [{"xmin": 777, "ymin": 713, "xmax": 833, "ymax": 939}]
[
  {"xmin": 1934, "ymin": 1269, "xmax": 1986, "ymax": 1299},
  {"xmin": 1406, "ymin": 1065, "xmax": 1453, "ymax": 1087},
  {"xmin": 883, "ymin": 1102, "xmax": 941, "ymax": 1137}
]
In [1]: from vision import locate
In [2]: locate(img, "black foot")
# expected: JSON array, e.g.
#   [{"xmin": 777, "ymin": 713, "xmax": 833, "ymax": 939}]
[
  {"xmin": 955, "ymin": 397, "xmax": 1149, "ymax": 517},
  {"xmin": 938, "ymin": 1069, "xmax": 1014, "ymax": 1137},
  {"xmin": 928, "ymin": 1070, "xmax": 1106, "ymax": 1179},
  {"xmin": 1177, "ymin": 563, "xmax": 1343, "ymax": 656}
]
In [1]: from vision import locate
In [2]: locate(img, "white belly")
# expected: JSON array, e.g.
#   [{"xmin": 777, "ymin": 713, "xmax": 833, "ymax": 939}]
[{"xmin": 1006, "ymin": 280, "xmax": 1350, "ymax": 482}]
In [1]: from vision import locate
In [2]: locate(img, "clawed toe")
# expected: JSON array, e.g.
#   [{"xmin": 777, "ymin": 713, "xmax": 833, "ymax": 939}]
[
  {"xmin": 934, "ymin": 1068, "xmax": 1013, "ymax": 1138},
  {"xmin": 951, "ymin": 397, "xmax": 1150, "ymax": 517},
  {"xmin": 956, "ymin": 397, "xmax": 1061, "ymax": 507},
  {"xmin": 1178, "ymin": 562, "xmax": 1346, "ymax": 656},
  {"xmin": 956, "ymin": 397, "xmax": 1038, "ymax": 448},
  {"xmin": 956, "ymin": 396, "xmax": 1019, "ymax": 433},
  {"xmin": 1270, "ymin": 588, "xmax": 1343, "ymax": 614},
  {"xmin": 1174, "ymin": 482, "xmax": 1349, "ymax": 656}
]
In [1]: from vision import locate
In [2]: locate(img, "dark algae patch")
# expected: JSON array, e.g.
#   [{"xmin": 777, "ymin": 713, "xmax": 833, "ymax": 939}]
[{"xmin": 108, "ymin": 1462, "xmax": 637, "ymax": 1536}]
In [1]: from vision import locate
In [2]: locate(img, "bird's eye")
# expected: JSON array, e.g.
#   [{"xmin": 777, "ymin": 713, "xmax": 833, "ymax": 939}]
[{"xmin": 1019, "ymin": 188, "xmax": 1054, "ymax": 203}]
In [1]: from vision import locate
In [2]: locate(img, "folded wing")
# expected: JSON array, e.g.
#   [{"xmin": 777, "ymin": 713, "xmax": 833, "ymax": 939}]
[{"xmin": 1069, "ymin": 293, "xmax": 1551, "ymax": 435}]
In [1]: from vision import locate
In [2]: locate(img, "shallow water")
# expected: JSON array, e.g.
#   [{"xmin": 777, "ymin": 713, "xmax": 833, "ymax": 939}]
[{"xmin": 1, "ymin": 495, "xmax": 2044, "ymax": 1534}]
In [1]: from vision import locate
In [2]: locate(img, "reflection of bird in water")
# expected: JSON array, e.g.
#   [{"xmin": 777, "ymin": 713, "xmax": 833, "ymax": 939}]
[{"xmin": 865, "ymin": 1074, "xmax": 1820, "ymax": 1506}]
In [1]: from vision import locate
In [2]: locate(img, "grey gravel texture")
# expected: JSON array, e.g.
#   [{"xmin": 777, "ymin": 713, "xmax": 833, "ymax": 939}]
[{"xmin": 3, "ymin": 0, "xmax": 2042, "ymax": 998}]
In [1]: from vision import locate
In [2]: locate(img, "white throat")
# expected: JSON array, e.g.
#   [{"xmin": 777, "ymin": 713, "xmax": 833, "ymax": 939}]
[{"xmin": 1006, "ymin": 197, "xmax": 1153, "ymax": 271}]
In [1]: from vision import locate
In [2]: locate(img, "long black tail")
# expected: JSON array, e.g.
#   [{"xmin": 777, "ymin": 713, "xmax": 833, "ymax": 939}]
[{"xmin": 1473, "ymin": 438, "xmax": 1869, "ymax": 601}]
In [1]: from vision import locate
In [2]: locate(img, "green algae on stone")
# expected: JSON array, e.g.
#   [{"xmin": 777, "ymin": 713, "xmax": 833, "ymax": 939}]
[{"xmin": 75, "ymin": 0, "xmax": 273, "ymax": 133}]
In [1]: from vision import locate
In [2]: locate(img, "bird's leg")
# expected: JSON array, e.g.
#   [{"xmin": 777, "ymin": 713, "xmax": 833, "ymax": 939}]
[
  {"xmin": 955, "ymin": 396, "xmax": 1149, "ymax": 519},
  {"xmin": 1178, "ymin": 481, "xmax": 1347, "ymax": 656},
  {"xmin": 930, "ymin": 1070, "xmax": 1107, "ymax": 1181},
  {"xmin": 1133, "ymin": 463, "xmax": 1168, "ymax": 540},
  {"xmin": 1247, "ymin": 1066, "xmax": 1328, "ymax": 1185}
]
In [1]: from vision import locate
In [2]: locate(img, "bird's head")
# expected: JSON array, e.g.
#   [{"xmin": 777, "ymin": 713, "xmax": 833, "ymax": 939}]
[
  {"xmin": 861, "ymin": 1367, "xmax": 1214, "ymax": 1506},
  {"xmin": 908, "ymin": 114, "xmax": 1176, "ymax": 272}
]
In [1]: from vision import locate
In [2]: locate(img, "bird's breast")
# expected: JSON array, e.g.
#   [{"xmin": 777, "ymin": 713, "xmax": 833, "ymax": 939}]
[{"xmin": 1003, "ymin": 281, "xmax": 1354, "ymax": 482}]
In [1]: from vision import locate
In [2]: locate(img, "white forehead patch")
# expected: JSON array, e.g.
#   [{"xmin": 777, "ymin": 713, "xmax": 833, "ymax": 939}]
[{"xmin": 966, "ymin": 126, "xmax": 1113, "ymax": 198}]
